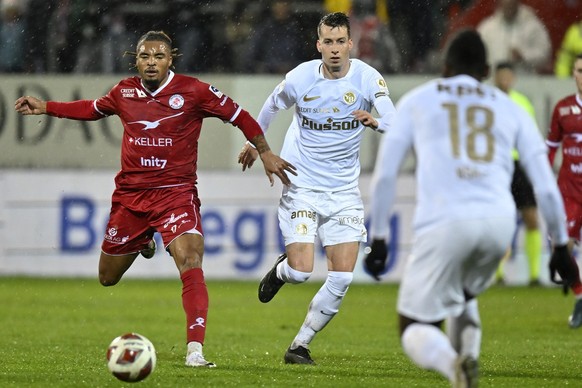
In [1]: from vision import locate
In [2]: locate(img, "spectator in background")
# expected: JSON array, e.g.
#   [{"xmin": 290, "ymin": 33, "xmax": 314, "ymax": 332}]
[
  {"xmin": 73, "ymin": 2, "xmax": 106, "ymax": 73},
  {"xmin": 23, "ymin": 0, "xmax": 51, "ymax": 73},
  {"xmin": 243, "ymin": 0, "xmax": 304, "ymax": 74},
  {"xmin": 477, "ymin": 0, "xmax": 551, "ymax": 74},
  {"xmin": 494, "ymin": 62, "xmax": 543, "ymax": 286},
  {"xmin": 388, "ymin": 0, "xmax": 436, "ymax": 73},
  {"xmin": 172, "ymin": 0, "xmax": 207, "ymax": 73},
  {"xmin": 555, "ymin": 21, "xmax": 582, "ymax": 78},
  {"xmin": 349, "ymin": 0, "xmax": 401, "ymax": 73},
  {"xmin": 0, "ymin": 0, "xmax": 27, "ymax": 72}
]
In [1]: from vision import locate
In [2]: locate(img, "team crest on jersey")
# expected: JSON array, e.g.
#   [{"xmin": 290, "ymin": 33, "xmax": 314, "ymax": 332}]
[
  {"xmin": 377, "ymin": 78, "xmax": 388, "ymax": 90},
  {"xmin": 209, "ymin": 85, "xmax": 223, "ymax": 98},
  {"xmin": 342, "ymin": 91, "xmax": 356, "ymax": 105},
  {"xmin": 276, "ymin": 80, "xmax": 286, "ymax": 94},
  {"xmin": 169, "ymin": 94, "xmax": 185, "ymax": 109}
]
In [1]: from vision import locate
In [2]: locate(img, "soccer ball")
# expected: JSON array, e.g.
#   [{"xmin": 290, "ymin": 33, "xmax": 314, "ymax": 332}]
[{"xmin": 106, "ymin": 333, "xmax": 156, "ymax": 382}]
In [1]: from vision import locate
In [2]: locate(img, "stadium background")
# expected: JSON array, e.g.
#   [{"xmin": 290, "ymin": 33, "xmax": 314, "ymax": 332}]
[{"xmin": 0, "ymin": 74, "xmax": 573, "ymax": 283}]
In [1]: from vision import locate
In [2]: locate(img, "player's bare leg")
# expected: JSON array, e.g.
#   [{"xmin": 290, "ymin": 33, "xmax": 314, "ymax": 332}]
[
  {"xmin": 259, "ymin": 242, "xmax": 314, "ymax": 303},
  {"xmin": 98, "ymin": 252, "xmax": 138, "ymax": 286},
  {"xmin": 169, "ymin": 233, "xmax": 215, "ymax": 367}
]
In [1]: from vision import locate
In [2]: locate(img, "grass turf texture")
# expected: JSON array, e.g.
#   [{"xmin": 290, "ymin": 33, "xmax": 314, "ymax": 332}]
[{"xmin": 0, "ymin": 278, "xmax": 579, "ymax": 387}]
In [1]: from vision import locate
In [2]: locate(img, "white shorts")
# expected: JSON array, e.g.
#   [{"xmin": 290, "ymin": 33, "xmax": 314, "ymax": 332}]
[
  {"xmin": 278, "ymin": 185, "xmax": 367, "ymax": 247},
  {"xmin": 397, "ymin": 217, "xmax": 515, "ymax": 322}
]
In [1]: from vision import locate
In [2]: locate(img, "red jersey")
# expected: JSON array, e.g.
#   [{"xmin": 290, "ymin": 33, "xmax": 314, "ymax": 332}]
[
  {"xmin": 47, "ymin": 71, "xmax": 262, "ymax": 189},
  {"xmin": 547, "ymin": 94, "xmax": 582, "ymax": 199}
]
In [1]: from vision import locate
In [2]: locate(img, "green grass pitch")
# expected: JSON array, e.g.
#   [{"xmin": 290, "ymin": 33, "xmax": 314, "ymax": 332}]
[{"xmin": 0, "ymin": 277, "xmax": 580, "ymax": 387}]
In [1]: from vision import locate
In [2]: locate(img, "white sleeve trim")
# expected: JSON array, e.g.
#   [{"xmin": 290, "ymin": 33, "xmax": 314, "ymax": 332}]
[
  {"xmin": 93, "ymin": 100, "xmax": 107, "ymax": 116},
  {"xmin": 229, "ymin": 106, "xmax": 242, "ymax": 123}
]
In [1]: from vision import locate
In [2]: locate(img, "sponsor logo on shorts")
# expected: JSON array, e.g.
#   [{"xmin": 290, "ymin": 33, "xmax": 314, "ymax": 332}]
[
  {"xmin": 291, "ymin": 210, "xmax": 316, "ymax": 222},
  {"xmin": 163, "ymin": 212, "xmax": 193, "ymax": 234},
  {"xmin": 295, "ymin": 224, "xmax": 308, "ymax": 235},
  {"xmin": 338, "ymin": 216, "xmax": 364, "ymax": 225},
  {"xmin": 104, "ymin": 227, "xmax": 129, "ymax": 245}
]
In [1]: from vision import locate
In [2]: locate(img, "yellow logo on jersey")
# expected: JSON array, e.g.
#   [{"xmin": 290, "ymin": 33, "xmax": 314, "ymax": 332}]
[
  {"xmin": 343, "ymin": 92, "xmax": 356, "ymax": 105},
  {"xmin": 303, "ymin": 95, "xmax": 321, "ymax": 102},
  {"xmin": 377, "ymin": 78, "xmax": 387, "ymax": 89}
]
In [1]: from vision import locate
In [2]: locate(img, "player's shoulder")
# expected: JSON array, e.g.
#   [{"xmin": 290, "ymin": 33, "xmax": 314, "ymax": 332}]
[
  {"xmin": 556, "ymin": 94, "xmax": 577, "ymax": 106},
  {"xmin": 286, "ymin": 60, "xmax": 320, "ymax": 81},
  {"xmin": 111, "ymin": 76, "xmax": 140, "ymax": 90}
]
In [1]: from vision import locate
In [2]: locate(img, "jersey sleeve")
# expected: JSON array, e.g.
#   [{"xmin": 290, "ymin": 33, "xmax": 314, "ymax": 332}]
[
  {"xmin": 369, "ymin": 95, "xmax": 414, "ymax": 238},
  {"xmin": 364, "ymin": 69, "xmax": 396, "ymax": 133},
  {"xmin": 257, "ymin": 78, "xmax": 296, "ymax": 132},
  {"xmin": 46, "ymin": 100, "xmax": 105, "ymax": 120}
]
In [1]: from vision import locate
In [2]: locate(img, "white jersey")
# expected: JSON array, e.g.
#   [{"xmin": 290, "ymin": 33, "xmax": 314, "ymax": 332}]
[
  {"xmin": 370, "ymin": 74, "xmax": 568, "ymax": 245},
  {"xmin": 258, "ymin": 59, "xmax": 396, "ymax": 191}
]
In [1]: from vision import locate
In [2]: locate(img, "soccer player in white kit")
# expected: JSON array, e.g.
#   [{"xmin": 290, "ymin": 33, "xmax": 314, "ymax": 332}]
[
  {"xmin": 365, "ymin": 29, "xmax": 576, "ymax": 387},
  {"xmin": 238, "ymin": 12, "xmax": 396, "ymax": 364}
]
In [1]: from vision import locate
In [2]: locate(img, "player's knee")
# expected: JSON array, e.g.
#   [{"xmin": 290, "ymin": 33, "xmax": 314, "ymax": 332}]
[
  {"xmin": 99, "ymin": 273, "xmax": 120, "ymax": 287},
  {"xmin": 284, "ymin": 262, "xmax": 311, "ymax": 284},
  {"xmin": 325, "ymin": 271, "xmax": 353, "ymax": 298}
]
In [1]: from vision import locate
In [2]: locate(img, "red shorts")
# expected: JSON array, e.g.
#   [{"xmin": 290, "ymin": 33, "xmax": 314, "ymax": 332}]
[
  {"xmin": 563, "ymin": 195, "xmax": 582, "ymax": 241},
  {"xmin": 101, "ymin": 184, "xmax": 203, "ymax": 255}
]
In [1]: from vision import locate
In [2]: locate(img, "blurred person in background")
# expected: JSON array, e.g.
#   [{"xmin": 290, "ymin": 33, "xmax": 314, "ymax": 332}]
[
  {"xmin": 477, "ymin": 0, "xmax": 551, "ymax": 74},
  {"xmin": 547, "ymin": 53, "xmax": 582, "ymax": 329},
  {"xmin": 243, "ymin": 0, "xmax": 304, "ymax": 74},
  {"xmin": 349, "ymin": 0, "xmax": 401, "ymax": 73},
  {"xmin": 0, "ymin": 0, "xmax": 27, "ymax": 72},
  {"xmin": 238, "ymin": 12, "xmax": 395, "ymax": 365},
  {"xmin": 555, "ymin": 20, "xmax": 582, "ymax": 78},
  {"xmin": 494, "ymin": 62, "xmax": 543, "ymax": 286},
  {"xmin": 14, "ymin": 30, "xmax": 296, "ymax": 367}
]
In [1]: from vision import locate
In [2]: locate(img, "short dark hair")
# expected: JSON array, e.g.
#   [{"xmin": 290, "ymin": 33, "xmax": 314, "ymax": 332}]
[
  {"xmin": 318, "ymin": 12, "xmax": 350, "ymax": 38},
  {"xmin": 136, "ymin": 30, "xmax": 173, "ymax": 50},
  {"xmin": 495, "ymin": 61, "xmax": 514, "ymax": 72},
  {"xmin": 444, "ymin": 29, "xmax": 488, "ymax": 78}
]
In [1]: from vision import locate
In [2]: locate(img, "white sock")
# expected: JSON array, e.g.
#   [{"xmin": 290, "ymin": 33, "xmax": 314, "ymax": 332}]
[
  {"xmin": 277, "ymin": 259, "xmax": 311, "ymax": 284},
  {"xmin": 187, "ymin": 341, "xmax": 203, "ymax": 355},
  {"xmin": 291, "ymin": 271, "xmax": 353, "ymax": 349},
  {"xmin": 401, "ymin": 323, "xmax": 457, "ymax": 382},
  {"xmin": 446, "ymin": 299, "xmax": 482, "ymax": 359}
]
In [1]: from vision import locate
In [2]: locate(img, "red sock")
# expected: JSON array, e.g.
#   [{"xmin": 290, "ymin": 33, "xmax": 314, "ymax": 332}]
[
  {"xmin": 180, "ymin": 268, "xmax": 208, "ymax": 345},
  {"xmin": 570, "ymin": 255, "xmax": 582, "ymax": 295}
]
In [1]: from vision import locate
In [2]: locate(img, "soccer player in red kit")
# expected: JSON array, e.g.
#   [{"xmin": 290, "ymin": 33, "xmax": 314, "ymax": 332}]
[
  {"xmin": 14, "ymin": 31, "xmax": 296, "ymax": 366},
  {"xmin": 547, "ymin": 53, "xmax": 582, "ymax": 329}
]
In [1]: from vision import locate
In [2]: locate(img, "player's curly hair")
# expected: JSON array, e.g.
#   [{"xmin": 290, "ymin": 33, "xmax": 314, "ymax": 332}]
[
  {"xmin": 318, "ymin": 12, "xmax": 350, "ymax": 38},
  {"xmin": 124, "ymin": 30, "xmax": 181, "ymax": 69}
]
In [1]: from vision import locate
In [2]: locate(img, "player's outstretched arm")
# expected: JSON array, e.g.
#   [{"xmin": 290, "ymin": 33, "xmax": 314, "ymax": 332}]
[
  {"xmin": 14, "ymin": 96, "xmax": 47, "ymax": 115},
  {"xmin": 249, "ymin": 134, "xmax": 297, "ymax": 187}
]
